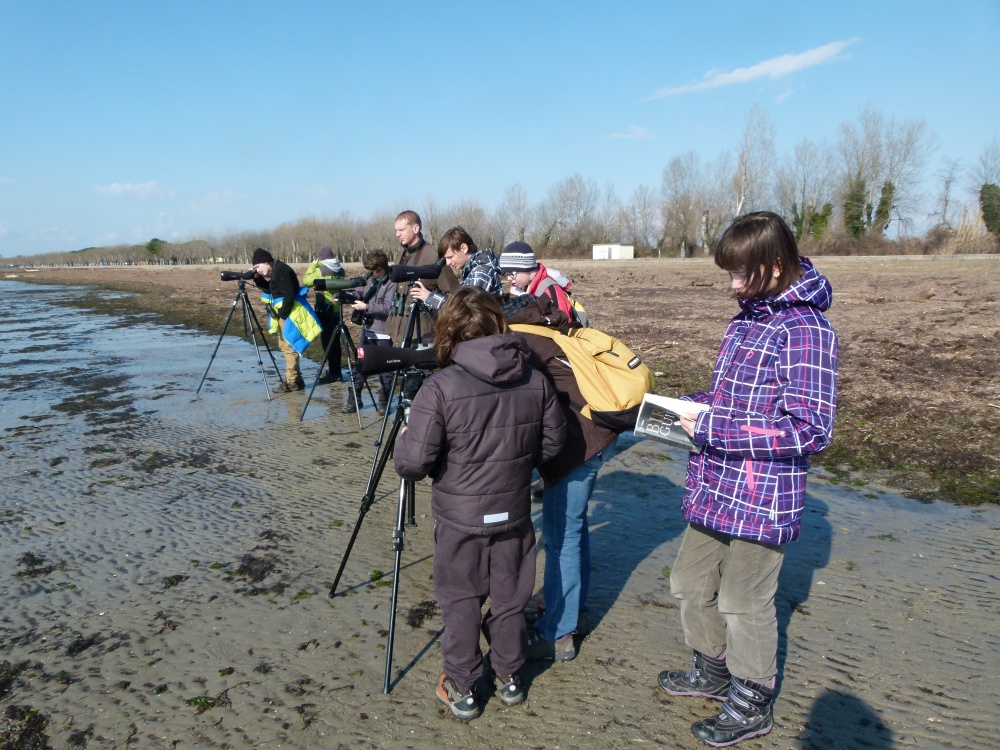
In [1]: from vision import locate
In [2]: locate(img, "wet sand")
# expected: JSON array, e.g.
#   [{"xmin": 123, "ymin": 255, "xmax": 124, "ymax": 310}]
[{"xmin": 1, "ymin": 276, "xmax": 998, "ymax": 749}]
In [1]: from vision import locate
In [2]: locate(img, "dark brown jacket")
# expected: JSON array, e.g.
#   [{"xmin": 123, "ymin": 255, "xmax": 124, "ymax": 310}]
[
  {"xmin": 393, "ymin": 333, "xmax": 566, "ymax": 535},
  {"xmin": 506, "ymin": 296, "xmax": 618, "ymax": 483}
]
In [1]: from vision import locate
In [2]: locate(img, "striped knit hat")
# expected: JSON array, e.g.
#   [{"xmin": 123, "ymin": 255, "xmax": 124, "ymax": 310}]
[{"xmin": 498, "ymin": 241, "xmax": 539, "ymax": 272}]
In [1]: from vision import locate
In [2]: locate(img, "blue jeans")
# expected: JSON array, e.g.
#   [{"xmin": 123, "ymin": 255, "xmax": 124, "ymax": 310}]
[{"xmin": 536, "ymin": 441, "xmax": 615, "ymax": 642}]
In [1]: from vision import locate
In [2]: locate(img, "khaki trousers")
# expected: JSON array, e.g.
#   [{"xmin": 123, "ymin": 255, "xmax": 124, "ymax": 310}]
[{"xmin": 669, "ymin": 523, "xmax": 785, "ymax": 681}]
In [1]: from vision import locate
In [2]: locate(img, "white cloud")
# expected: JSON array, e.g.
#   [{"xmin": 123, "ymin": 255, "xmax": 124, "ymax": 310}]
[
  {"xmin": 645, "ymin": 38, "xmax": 859, "ymax": 100},
  {"xmin": 0, "ymin": 177, "xmax": 14, "ymax": 184},
  {"xmin": 607, "ymin": 125, "xmax": 655, "ymax": 140},
  {"xmin": 93, "ymin": 180, "xmax": 162, "ymax": 198}
]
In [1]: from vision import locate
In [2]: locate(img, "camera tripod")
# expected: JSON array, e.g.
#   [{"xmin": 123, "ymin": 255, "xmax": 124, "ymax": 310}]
[
  {"xmin": 299, "ymin": 303, "xmax": 376, "ymax": 424},
  {"xmin": 196, "ymin": 278, "xmax": 284, "ymax": 399},
  {"xmin": 329, "ymin": 299, "xmax": 429, "ymax": 694}
]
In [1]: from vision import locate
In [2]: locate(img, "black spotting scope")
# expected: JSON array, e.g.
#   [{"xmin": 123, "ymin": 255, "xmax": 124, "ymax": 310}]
[
  {"xmin": 388, "ymin": 257, "xmax": 446, "ymax": 284},
  {"xmin": 312, "ymin": 276, "xmax": 368, "ymax": 292},
  {"xmin": 357, "ymin": 345, "xmax": 437, "ymax": 376},
  {"xmin": 220, "ymin": 269, "xmax": 256, "ymax": 281}
]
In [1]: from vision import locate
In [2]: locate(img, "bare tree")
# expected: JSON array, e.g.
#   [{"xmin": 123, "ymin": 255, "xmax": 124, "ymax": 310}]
[
  {"xmin": 732, "ymin": 103, "xmax": 776, "ymax": 216},
  {"xmin": 534, "ymin": 174, "xmax": 600, "ymax": 253},
  {"xmin": 492, "ymin": 183, "xmax": 532, "ymax": 249},
  {"xmin": 775, "ymin": 138, "xmax": 836, "ymax": 239},
  {"xmin": 660, "ymin": 151, "xmax": 702, "ymax": 256},
  {"xmin": 837, "ymin": 104, "xmax": 935, "ymax": 235},
  {"xmin": 932, "ymin": 156, "xmax": 963, "ymax": 229},
  {"xmin": 971, "ymin": 137, "xmax": 1000, "ymax": 189},
  {"xmin": 623, "ymin": 183, "xmax": 660, "ymax": 254}
]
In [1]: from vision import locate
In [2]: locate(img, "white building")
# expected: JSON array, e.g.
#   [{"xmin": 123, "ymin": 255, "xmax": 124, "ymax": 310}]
[{"xmin": 591, "ymin": 243, "xmax": 635, "ymax": 260}]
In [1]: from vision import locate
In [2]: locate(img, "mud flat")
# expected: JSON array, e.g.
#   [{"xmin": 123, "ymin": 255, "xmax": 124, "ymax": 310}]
[{"xmin": 1, "ymin": 270, "xmax": 997, "ymax": 748}]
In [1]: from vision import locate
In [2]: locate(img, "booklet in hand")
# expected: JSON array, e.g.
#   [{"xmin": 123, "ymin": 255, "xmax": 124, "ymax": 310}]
[{"xmin": 633, "ymin": 394, "xmax": 709, "ymax": 452}]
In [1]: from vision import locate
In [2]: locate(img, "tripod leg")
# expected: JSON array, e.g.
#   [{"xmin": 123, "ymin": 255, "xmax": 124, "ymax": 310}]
[
  {"xmin": 243, "ymin": 294, "xmax": 284, "ymax": 381},
  {"xmin": 239, "ymin": 292, "xmax": 278, "ymax": 400},
  {"xmin": 383, "ymin": 477, "xmax": 414, "ymax": 694},
  {"xmin": 300, "ymin": 317, "xmax": 346, "ymax": 422},
  {"xmin": 343, "ymin": 326, "xmax": 383, "ymax": 426},
  {"xmin": 196, "ymin": 292, "xmax": 242, "ymax": 395},
  {"xmin": 328, "ymin": 407, "xmax": 406, "ymax": 597}
]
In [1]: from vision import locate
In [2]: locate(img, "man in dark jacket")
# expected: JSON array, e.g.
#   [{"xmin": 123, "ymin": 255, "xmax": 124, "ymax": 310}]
[
  {"xmin": 502, "ymin": 294, "xmax": 618, "ymax": 662},
  {"xmin": 252, "ymin": 247, "xmax": 305, "ymax": 393},
  {"xmin": 385, "ymin": 209, "xmax": 459, "ymax": 345}
]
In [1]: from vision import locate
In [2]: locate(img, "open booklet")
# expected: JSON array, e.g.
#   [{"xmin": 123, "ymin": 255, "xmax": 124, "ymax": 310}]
[{"xmin": 633, "ymin": 394, "xmax": 709, "ymax": 452}]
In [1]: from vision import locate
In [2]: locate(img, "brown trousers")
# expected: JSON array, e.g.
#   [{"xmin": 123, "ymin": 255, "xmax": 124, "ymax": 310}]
[{"xmin": 433, "ymin": 519, "xmax": 536, "ymax": 691}]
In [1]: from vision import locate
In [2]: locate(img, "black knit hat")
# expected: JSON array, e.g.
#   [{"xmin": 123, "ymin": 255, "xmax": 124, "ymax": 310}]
[{"xmin": 252, "ymin": 248, "xmax": 273, "ymax": 265}]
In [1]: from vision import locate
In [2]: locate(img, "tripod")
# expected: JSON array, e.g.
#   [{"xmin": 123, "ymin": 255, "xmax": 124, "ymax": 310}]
[
  {"xmin": 299, "ymin": 303, "xmax": 375, "ymax": 424},
  {"xmin": 329, "ymin": 299, "xmax": 428, "ymax": 694},
  {"xmin": 196, "ymin": 279, "xmax": 284, "ymax": 399}
]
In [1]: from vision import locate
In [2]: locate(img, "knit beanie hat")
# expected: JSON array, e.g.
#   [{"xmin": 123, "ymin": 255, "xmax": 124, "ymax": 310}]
[
  {"xmin": 498, "ymin": 241, "xmax": 538, "ymax": 272},
  {"xmin": 252, "ymin": 248, "xmax": 274, "ymax": 265},
  {"xmin": 317, "ymin": 245, "xmax": 334, "ymax": 260}
]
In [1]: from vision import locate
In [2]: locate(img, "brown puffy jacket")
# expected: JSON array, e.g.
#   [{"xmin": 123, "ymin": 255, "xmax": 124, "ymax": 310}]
[{"xmin": 393, "ymin": 333, "xmax": 566, "ymax": 535}]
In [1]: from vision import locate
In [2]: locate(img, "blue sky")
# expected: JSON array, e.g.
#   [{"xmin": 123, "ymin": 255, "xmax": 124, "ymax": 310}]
[{"xmin": 2, "ymin": 1, "xmax": 998, "ymax": 256}]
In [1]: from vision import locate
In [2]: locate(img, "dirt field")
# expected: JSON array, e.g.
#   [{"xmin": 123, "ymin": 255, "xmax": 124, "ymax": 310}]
[{"xmin": 12, "ymin": 254, "xmax": 1000, "ymax": 505}]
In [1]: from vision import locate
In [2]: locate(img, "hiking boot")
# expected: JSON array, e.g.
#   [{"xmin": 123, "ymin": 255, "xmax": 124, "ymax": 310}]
[
  {"xmin": 341, "ymin": 389, "xmax": 360, "ymax": 414},
  {"xmin": 494, "ymin": 673, "xmax": 525, "ymax": 707},
  {"xmin": 659, "ymin": 651, "xmax": 730, "ymax": 700},
  {"xmin": 274, "ymin": 380, "xmax": 302, "ymax": 394},
  {"xmin": 293, "ymin": 375, "xmax": 306, "ymax": 390},
  {"xmin": 691, "ymin": 676, "xmax": 773, "ymax": 747},
  {"xmin": 525, "ymin": 628, "xmax": 576, "ymax": 662},
  {"xmin": 435, "ymin": 674, "xmax": 481, "ymax": 721}
]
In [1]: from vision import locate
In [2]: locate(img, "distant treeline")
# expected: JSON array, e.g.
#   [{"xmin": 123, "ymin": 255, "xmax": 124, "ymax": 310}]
[{"xmin": 7, "ymin": 106, "xmax": 1000, "ymax": 267}]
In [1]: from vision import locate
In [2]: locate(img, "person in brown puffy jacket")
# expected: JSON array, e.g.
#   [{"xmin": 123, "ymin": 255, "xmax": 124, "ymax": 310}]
[{"xmin": 394, "ymin": 287, "xmax": 566, "ymax": 721}]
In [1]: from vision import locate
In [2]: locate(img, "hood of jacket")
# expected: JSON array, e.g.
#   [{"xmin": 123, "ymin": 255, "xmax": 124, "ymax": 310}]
[
  {"xmin": 449, "ymin": 332, "xmax": 530, "ymax": 385},
  {"xmin": 739, "ymin": 257, "xmax": 832, "ymax": 319}
]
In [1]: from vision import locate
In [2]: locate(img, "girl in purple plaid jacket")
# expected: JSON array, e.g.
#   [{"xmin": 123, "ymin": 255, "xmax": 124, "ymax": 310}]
[{"xmin": 659, "ymin": 212, "xmax": 838, "ymax": 747}]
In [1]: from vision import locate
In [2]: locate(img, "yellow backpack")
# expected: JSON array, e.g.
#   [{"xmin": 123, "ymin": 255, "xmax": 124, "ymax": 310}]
[{"xmin": 510, "ymin": 323, "xmax": 655, "ymax": 433}]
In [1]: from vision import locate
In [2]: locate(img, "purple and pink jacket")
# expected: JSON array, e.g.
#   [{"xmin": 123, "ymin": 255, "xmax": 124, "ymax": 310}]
[{"xmin": 683, "ymin": 258, "xmax": 838, "ymax": 545}]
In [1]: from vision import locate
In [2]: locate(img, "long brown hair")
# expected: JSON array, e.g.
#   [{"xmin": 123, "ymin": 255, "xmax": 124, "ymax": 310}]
[
  {"xmin": 433, "ymin": 286, "xmax": 508, "ymax": 367},
  {"xmin": 714, "ymin": 211, "xmax": 802, "ymax": 299}
]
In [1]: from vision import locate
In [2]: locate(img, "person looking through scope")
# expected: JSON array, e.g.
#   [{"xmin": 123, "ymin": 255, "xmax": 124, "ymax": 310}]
[
  {"xmin": 393, "ymin": 286, "xmax": 566, "ymax": 721},
  {"xmin": 409, "ymin": 226, "xmax": 503, "ymax": 312},
  {"xmin": 386, "ymin": 210, "xmax": 458, "ymax": 345},
  {"xmin": 251, "ymin": 247, "xmax": 316, "ymax": 393},
  {"xmin": 302, "ymin": 246, "xmax": 346, "ymax": 383},
  {"xmin": 342, "ymin": 250, "xmax": 396, "ymax": 413}
]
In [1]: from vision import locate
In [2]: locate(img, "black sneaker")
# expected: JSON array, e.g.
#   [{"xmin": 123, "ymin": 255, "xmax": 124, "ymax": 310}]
[
  {"xmin": 691, "ymin": 677, "xmax": 773, "ymax": 746},
  {"xmin": 435, "ymin": 674, "xmax": 481, "ymax": 721},
  {"xmin": 659, "ymin": 651, "xmax": 730, "ymax": 700},
  {"xmin": 494, "ymin": 673, "xmax": 525, "ymax": 706}
]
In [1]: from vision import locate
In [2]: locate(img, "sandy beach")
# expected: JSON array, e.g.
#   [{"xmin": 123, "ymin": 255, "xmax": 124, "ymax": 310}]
[{"xmin": 1, "ymin": 270, "xmax": 998, "ymax": 749}]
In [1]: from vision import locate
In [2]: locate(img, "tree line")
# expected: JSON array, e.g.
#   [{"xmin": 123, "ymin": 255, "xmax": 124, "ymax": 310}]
[{"xmin": 9, "ymin": 105, "xmax": 1000, "ymax": 268}]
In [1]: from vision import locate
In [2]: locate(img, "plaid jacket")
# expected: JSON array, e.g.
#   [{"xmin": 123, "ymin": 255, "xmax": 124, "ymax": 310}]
[
  {"xmin": 425, "ymin": 248, "xmax": 503, "ymax": 309},
  {"xmin": 682, "ymin": 258, "xmax": 838, "ymax": 544}
]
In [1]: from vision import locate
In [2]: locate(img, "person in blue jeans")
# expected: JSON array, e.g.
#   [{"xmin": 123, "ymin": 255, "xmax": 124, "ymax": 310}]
[{"xmin": 502, "ymin": 293, "xmax": 618, "ymax": 661}]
